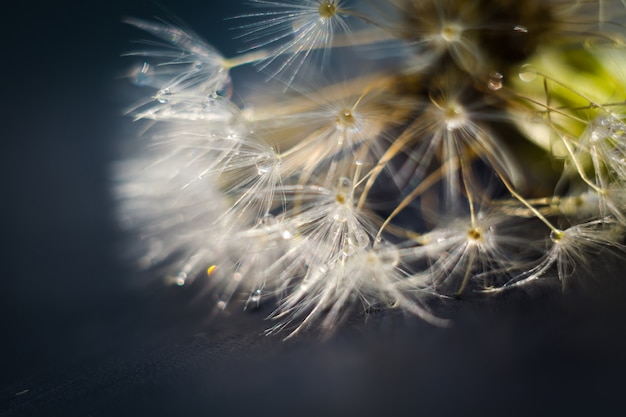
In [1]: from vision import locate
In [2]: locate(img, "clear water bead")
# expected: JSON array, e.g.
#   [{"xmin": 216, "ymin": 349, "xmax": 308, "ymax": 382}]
[
  {"xmin": 174, "ymin": 271, "xmax": 187, "ymax": 286},
  {"xmin": 156, "ymin": 88, "xmax": 172, "ymax": 103},
  {"xmin": 488, "ymin": 72, "xmax": 503, "ymax": 90},
  {"xmin": 519, "ymin": 65, "xmax": 537, "ymax": 82},
  {"xmin": 249, "ymin": 289, "xmax": 262, "ymax": 305},
  {"xmin": 258, "ymin": 213, "xmax": 278, "ymax": 228},
  {"xmin": 255, "ymin": 151, "xmax": 278, "ymax": 175}
]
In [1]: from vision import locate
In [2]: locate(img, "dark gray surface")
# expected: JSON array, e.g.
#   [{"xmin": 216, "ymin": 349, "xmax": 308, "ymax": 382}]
[{"xmin": 1, "ymin": 1, "xmax": 625, "ymax": 416}]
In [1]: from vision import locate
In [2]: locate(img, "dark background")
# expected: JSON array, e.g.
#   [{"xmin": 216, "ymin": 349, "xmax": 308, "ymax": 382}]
[{"xmin": 1, "ymin": 1, "xmax": 626, "ymax": 416}]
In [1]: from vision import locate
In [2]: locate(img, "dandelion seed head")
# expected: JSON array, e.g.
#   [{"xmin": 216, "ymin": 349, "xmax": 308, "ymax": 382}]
[
  {"xmin": 119, "ymin": 0, "xmax": 626, "ymax": 336},
  {"xmin": 440, "ymin": 22, "xmax": 463, "ymax": 43},
  {"xmin": 467, "ymin": 226, "xmax": 483, "ymax": 242}
]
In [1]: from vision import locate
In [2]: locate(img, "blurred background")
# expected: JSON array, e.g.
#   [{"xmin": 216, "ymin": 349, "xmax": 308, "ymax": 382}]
[{"xmin": 1, "ymin": 1, "xmax": 626, "ymax": 416}]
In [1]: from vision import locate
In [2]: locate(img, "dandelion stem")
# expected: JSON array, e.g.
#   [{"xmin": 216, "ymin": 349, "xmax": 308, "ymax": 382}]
[
  {"xmin": 497, "ymin": 171, "xmax": 562, "ymax": 235},
  {"xmin": 457, "ymin": 150, "xmax": 476, "ymax": 227},
  {"xmin": 556, "ymin": 131, "xmax": 605, "ymax": 193},
  {"xmin": 375, "ymin": 159, "xmax": 453, "ymax": 241}
]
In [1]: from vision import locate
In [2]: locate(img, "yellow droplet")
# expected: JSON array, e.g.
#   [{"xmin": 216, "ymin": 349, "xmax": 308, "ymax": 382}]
[{"xmin": 207, "ymin": 265, "xmax": 217, "ymax": 276}]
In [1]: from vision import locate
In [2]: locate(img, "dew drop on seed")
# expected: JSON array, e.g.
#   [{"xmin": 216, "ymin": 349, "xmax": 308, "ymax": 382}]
[
  {"xmin": 255, "ymin": 152, "xmax": 276, "ymax": 175},
  {"xmin": 175, "ymin": 272, "xmax": 187, "ymax": 286},
  {"xmin": 488, "ymin": 72, "xmax": 503, "ymax": 90},
  {"xmin": 519, "ymin": 65, "xmax": 537, "ymax": 82},
  {"xmin": 258, "ymin": 213, "xmax": 277, "ymax": 227},
  {"xmin": 249, "ymin": 289, "xmax": 262, "ymax": 305},
  {"xmin": 513, "ymin": 25, "xmax": 528, "ymax": 33},
  {"xmin": 157, "ymin": 88, "xmax": 172, "ymax": 103},
  {"xmin": 134, "ymin": 62, "xmax": 152, "ymax": 86}
]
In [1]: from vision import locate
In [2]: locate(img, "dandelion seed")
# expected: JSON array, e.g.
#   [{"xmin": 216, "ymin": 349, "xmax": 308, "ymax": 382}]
[
  {"xmin": 406, "ymin": 208, "xmax": 532, "ymax": 295},
  {"xmin": 494, "ymin": 219, "xmax": 626, "ymax": 290},
  {"xmin": 234, "ymin": 0, "xmax": 353, "ymax": 84},
  {"xmin": 123, "ymin": 18, "xmax": 232, "ymax": 120}
]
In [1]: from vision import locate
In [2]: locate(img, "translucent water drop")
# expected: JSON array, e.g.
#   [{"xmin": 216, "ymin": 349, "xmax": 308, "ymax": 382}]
[
  {"xmin": 519, "ymin": 65, "xmax": 537, "ymax": 82},
  {"xmin": 258, "ymin": 213, "xmax": 277, "ymax": 228},
  {"xmin": 249, "ymin": 289, "xmax": 262, "ymax": 305},
  {"xmin": 157, "ymin": 88, "xmax": 172, "ymax": 103},
  {"xmin": 134, "ymin": 62, "xmax": 152, "ymax": 86},
  {"xmin": 488, "ymin": 72, "xmax": 503, "ymax": 90},
  {"xmin": 255, "ymin": 152, "xmax": 277, "ymax": 175},
  {"xmin": 217, "ymin": 300, "xmax": 227, "ymax": 310},
  {"xmin": 174, "ymin": 271, "xmax": 187, "ymax": 286}
]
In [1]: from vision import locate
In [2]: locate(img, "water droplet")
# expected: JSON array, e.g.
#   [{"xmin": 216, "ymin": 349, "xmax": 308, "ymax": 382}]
[
  {"xmin": 255, "ymin": 152, "xmax": 277, "ymax": 175},
  {"xmin": 217, "ymin": 300, "xmax": 227, "ymax": 310},
  {"xmin": 258, "ymin": 213, "xmax": 277, "ymax": 228},
  {"xmin": 513, "ymin": 25, "xmax": 528, "ymax": 33},
  {"xmin": 249, "ymin": 289, "xmax": 262, "ymax": 305},
  {"xmin": 174, "ymin": 272, "xmax": 187, "ymax": 286},
  {"xmin": 157, "ymin": 88, "xmax": 172, "ymax": 103},
  {"xmin": 134, "ymin": 62, "xmax": 152, "ymax": 86},
  {"xmin": 488, "ymin": 72, "xmax": 503, "ymax": 91},
  {"xmin": 519, "ymin": 65, "xmax": 537, "ymax": 82}
]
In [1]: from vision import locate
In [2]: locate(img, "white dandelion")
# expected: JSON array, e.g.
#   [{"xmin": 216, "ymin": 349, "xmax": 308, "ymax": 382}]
[
  {"xmin": 493, "ymin": 219, "xmax": 626, "ymax": 291},
  {"xmin": 234, "ymin": 0, "xmax": 355, "ymax": 84}
]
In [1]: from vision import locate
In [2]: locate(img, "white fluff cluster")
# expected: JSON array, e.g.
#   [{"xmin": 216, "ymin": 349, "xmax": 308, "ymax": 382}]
[{"xmin": 116, "ymin": 0, "xmax": 626, "ymax": 336}]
